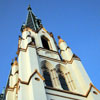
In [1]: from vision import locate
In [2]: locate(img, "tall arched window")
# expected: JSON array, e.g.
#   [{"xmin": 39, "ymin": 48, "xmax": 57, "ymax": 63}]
[
  {"xmin": 41, "ymin": 36, "xmax": 50, "ymax": 50},
  {"xmin": 57, "ymin": 69, "xmax": 69, "ymax": 90},
  {"xmin": 42, "ymin": 66, "xmax": 53, "ymax": 87}
]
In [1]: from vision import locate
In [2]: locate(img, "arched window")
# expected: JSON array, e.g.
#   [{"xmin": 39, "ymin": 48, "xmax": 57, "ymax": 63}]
[
  {"xmin": 42, "ymin": 66, "xmax": 53, "ymax": 87},
  {"xmin": 57, "ymin": 69, "xmax": 69, "ymax": 90},
  {"xmin": 41, "ymin": 36, "xmax": 50, "ymax": 50},
  {"xmin": 32, "ymin": 37, "xmax": 35, "ymax": 45}
]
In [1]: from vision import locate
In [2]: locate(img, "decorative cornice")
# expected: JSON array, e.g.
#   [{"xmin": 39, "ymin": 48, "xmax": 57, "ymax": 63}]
[
  {"xmin": 10, "ymin": 71, "xmax": 19, "ymax": 76},
  {"xmin": 37, "ymin": 47, "xmax": 59, "ymax": 54},
  {"xmin": 16, "ymin": 43, "xmax": 36, "ymax": 56},
  {"xmin": 22, "ymin": 27, "xmax": 48, "ymax": 35},
  {"xmin": 18, "ymin": 69, "xmax": 45, "ymax": 85},
  {"xmin": 46, "ymin": 92, "xmax": 80, "ymax": 100},
  {"xmin": 22, "ymin": 26, "xmax": 55, "ymax": 41},
  {"xmin": 6, "ymin": 81, "xmax": 100, "ymax": 98},
  {"xmin": 39, "ymin": 54, "xmax": 80, "ymax": 64},
  {"xmin": 39, "ymin": 54, "xmax": 66, "ymax": 64},
  {"xmin": 45, "ymin": 83, "xmax": 100, "ymax": 98},
  {"xmin": 22, "ymin": 27, "xmax": 36, "ymax": 34},
  {"xmin": 17, "ymin": 44, "xmax": 59, "ymax": 56},
  {"xmin": 89, "ymin": 83, "xmax": 100, "ymax": 94},
  {"xmin": 17, "ymin": 42, "xmax": 80, "ymax": 64},
  {"xmin": 6, "ymin": 69, "xmax": 44, "ymax": 95},
  {"xmin": 7, "ymin": 86, "xmax": 17, "ymax": 91},
  {"xmin": 6, "ymin": 83, "xmax": 18, "ymax": 95}
]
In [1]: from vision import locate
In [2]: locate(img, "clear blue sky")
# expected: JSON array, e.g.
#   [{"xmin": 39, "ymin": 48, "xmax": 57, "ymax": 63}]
[{"xmin": 0, "ymin": 0, "xmax": 100, "ymax": 92}]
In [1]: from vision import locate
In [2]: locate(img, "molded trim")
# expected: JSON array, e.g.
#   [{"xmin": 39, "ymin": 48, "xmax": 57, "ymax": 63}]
[
  {"xmin": 10, "ymin": 71, "xmax": 19, "ymax": 76},
  {"xmin": 39, "ymin": 54, "xmax": 80, "ymax": 64},
  {"xmin": 37, "ymin": 47, "xmax": 59, "ymax": 54},
  {"xmin": 22, "ymin": 27, "xmax": 36, "ymax": 34},
  {"xmin": 17, "ymin": 43, "xmax": 80, "ymax": 64},
  {"xmin": 6, "ymin": 70, "xmax": 44, "ymax": 95},
  {"xmin": 18, "ymin": 69, "xmax": 45, "ymax": 85},
  {"xmin": 46, "ymin": 92, "xmax": 80, "ymax": 100},
  {"xmin": 45, "ymin": 83, "xmax": 100, "ymax": 98}
]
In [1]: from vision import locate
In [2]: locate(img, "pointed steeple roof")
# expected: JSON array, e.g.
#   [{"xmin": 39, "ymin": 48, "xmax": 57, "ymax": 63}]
[{"xmin": 21, "ymin": 5, "xmax": 42, "ymax": 32}]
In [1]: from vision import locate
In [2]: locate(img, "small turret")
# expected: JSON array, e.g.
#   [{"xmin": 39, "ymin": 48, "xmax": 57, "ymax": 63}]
[
  {"xmin": 11, "ymin": 57, "xmax": 18, "ymax": 75},
  {"xmin": 6, "ymin": 58, "xmax": 19, "ymax": 100},
  {"xmin": 58, "ymin": 36, "xmax": 67, "ymax": 50},
  {"xmin": 9, "ymin": 57, "xmax": 19, "ymax": 88}
]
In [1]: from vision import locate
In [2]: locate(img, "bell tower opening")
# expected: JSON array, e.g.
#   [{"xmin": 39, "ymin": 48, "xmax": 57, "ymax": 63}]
[
  {"xmin": 41, "ymin": 36, "xmax": 50, "ymax": 50},
  {"xmin": 58, "ymin": 73, "xmax": 69, "ymax": 90},
  {"xmin": 32, "ymin": 37, "xmax": 35, "ymax": 45},
  {"xmin": 42, "ymin": 66, "xmax": 53, "ymax": 87},
  {"xmin": 57, "ymin": 68, "xmax": 69, "ymax": 91}
]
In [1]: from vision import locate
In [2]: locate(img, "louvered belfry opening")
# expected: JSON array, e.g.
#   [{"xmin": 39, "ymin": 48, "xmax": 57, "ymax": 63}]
[
  {"xmin": 42, "ymin": 66, "xmax": 53, "ymax": 87},
  {"xmin": 32, "ymin": 37, "xmax": 35, "ymax": 45},
  {"xmin": 58, "ymin": 73, "xmax": 69, "ymax": 90},
  {"xmin": 41, "ymin": 36, "xmax": 50, "ymax": 50},
  {"xmin": 57, "ymin": 69, "xmax": 69, "ymax": 90}
]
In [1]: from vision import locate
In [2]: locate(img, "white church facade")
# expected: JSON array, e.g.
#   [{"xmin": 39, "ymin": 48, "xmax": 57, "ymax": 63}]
[{"xmin": 4, "ymin": 5, "xmax": 100, "ymax": 100}]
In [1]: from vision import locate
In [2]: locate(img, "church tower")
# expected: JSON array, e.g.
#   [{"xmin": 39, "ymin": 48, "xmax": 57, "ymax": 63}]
[{"xmin": 5, "ymin": 5, "xmax": 100, "ymax": 100}]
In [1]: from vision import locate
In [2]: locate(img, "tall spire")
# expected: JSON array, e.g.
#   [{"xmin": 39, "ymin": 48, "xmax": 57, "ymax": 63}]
[{"xmin": 21, "ymin": 5, "xmax": 42, "ymax": 32}]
